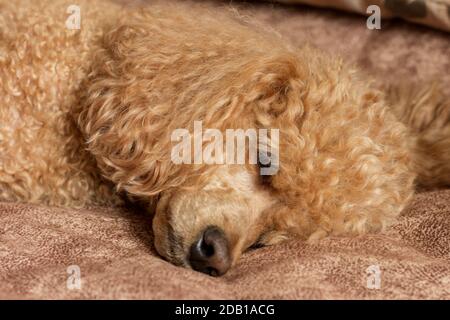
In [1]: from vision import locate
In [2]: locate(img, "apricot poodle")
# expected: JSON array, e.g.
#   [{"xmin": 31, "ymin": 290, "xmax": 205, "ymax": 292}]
[{"xmin": 1, "ymin": 0, "xmax": 449, "ymax": 276}]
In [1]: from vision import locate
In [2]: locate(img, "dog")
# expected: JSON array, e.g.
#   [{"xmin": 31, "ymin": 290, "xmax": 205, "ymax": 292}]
[{"xmin": 1, "ymin": 0, "xmax": 449, "ymax": 276}]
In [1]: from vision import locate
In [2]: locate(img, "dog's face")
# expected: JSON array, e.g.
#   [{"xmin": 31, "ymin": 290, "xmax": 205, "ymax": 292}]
[
  {"xmin": 152, "ymin": 165, "xmax": 281, "ymax": 276},
  {"xmin": 76, "ymin": 40, "xmax": 307, "ymax": 275},
  {"xmin": 71, "ymin": 6, "xmax": 311, "ymax": 276},
  {"xmin": 75, "ymin": 8, "xmax": 415, "ymax": 277}
]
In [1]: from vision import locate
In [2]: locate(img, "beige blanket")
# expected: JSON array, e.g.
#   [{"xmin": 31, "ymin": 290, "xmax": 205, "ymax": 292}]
[
  {"xmin": 1, "ymin": 1, "xmax": 449, "ymax": 299},
  {"xmin": 1, "ymin": 191, "xmax": 449, "ymax": 299}
]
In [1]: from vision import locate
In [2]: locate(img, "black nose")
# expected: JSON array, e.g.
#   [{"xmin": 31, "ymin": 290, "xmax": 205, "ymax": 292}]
[{"xmin": 188, "ymin": 226, "xmax": 231, "ymax": 276}]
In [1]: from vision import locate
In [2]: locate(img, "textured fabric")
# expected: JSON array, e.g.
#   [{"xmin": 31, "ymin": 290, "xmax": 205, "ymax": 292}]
[
  {"xmin": 1, "ymin": 191, "xmax": 449, "ymax": 299},
  {"xmin": 1, "ymin": 1, "xmax": 449, "ymax": 299},
  {"xmin": 273, "ymin": 0, "xmax": 450, "ymax": 32}
]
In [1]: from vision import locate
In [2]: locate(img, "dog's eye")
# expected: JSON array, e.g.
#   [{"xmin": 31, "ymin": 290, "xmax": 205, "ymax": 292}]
[{"xmin": 249, "ymin": 231, "xmax": 270, "ymax": 249}]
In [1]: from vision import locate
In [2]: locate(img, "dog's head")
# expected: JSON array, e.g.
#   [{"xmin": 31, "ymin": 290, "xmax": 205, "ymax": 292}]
[
  {"xmin": 75, "ymin": 4, "xmax": 414, "ymax": 276},
  {"xmin": 74, "ymin": 6, "xmax": 310, "ymax": 275}
]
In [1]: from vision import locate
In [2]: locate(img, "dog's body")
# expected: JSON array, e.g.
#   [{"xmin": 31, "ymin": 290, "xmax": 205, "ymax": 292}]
[
  {"xmin": 0, "ymin": 0, "xmax": 121, "ymax": 207},
  {"xmin": 1, "ymin": 0, "xmax": 449, "ymax": 275}
]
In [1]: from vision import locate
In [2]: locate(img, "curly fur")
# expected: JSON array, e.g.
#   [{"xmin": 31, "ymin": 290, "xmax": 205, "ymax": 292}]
[{"xmin": 1, "ymin": 0, "xmax": 449, "ymax": 271}]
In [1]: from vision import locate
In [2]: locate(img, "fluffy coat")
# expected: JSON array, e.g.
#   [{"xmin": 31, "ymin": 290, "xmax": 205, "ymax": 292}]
[{"xmin": 1, "ymin": 0, "xmax": 449, "ymax": 271}]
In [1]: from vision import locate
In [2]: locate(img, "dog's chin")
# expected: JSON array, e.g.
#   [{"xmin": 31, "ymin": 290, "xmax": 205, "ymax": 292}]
[{"xmin": 152, "ymin": 213, "xmax": 188, "ymax": 268}]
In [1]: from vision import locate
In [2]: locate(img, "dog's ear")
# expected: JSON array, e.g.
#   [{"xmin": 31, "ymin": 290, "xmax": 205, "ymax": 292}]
[
  {"xmin": 73, "ymin": 12, "xmax": 312, "ymax": 198},
  {"xmin": 74, "ymin": 19, "xmax": 185, "ymax": 198}
]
